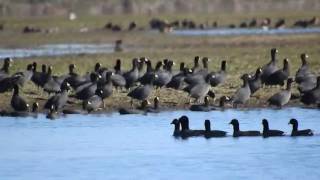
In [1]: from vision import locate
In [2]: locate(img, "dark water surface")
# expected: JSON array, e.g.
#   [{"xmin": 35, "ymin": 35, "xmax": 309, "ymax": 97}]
[
  {"xmin": 171, "ymin": 27, "xmax": 320, "ymax": 36},
  {"xmin": 0, "ymin": 108, "xmax": 319, "ymax": 180}
]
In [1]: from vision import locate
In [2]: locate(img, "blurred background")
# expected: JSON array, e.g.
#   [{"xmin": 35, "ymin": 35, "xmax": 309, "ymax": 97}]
[{"xmin": 0, "ymin": 0, "xmax": 319, "ymax": 16}]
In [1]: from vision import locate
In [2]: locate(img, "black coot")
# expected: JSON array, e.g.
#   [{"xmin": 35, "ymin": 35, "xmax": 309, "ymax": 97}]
[
  {"xmin": 289, "ymin": 119, "xmax": 313, "ymax": 136},
  {"xmin": 204, "ymin": 120, "xmax": 227, "ymax": 138},
  {"xmin": 229, "ymin": 119, "xmax": 261, "ymax": 137},
  {"xmin": 179, "ymin": 115, "xmax": 205, "ymax": 138},
  {"xmin": 262, "ymin": 119, "xmax": 284, "ymax": 137}
]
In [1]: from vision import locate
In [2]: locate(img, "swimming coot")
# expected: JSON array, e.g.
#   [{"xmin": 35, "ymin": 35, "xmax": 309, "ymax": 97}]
[
  {"xmin": 179, "ymin": 115, "xmax": 205, "ymax": 138},
  {"xmin": 229, "ymin": 119, "xmax": 261, "ymax": 137},
  {"xmin": 170, "ymin": 119, "xmax": 181, "ymax": 137},
  {"xmin": 289, "ymin": 118, "xmax": 313, "ymax": 136},
  {"xmin": 204, "ymin": 120, "xmax": 227, "ymax": 138},
  {"xmin": 262, "ymin": 119, "xmax": 284, "ymax": 137}
]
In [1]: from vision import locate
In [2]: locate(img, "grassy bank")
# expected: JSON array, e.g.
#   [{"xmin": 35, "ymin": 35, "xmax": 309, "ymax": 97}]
[{"xmin": 0, "ymin": 13, "xmax": 319, "ymax": 113}]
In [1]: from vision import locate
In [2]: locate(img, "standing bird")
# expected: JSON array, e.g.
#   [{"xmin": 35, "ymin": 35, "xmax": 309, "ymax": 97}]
[
  {"xmin": 97, "ymin": 71, "xmax": 113, "ymax": 107},
  {"xmin": 300, "ymin": 76, "xmax": 320, "ymax": 105},
  {"xmin": 82, "ymin": 89, "xmax": 104, "ymax": 113},
  {"xmin": 154, "ymin": 60, "xmax": 174, "ymax": 88},
  {"xmin": 265, "ymin": 58, "xmax": 290, "ymax": 86},
  {"xmin": 267, "ymin": 78, "xmax": 293, "ymax": 108},
  {"xmin": 184, "ymin": 74, "xmax": 213, "ymax": 103},
  {"xmin": 43, "ymin": 66, "xmax": 61, "ymax": 94},
  {"xmin": 14, "ymin": 64, "xmax": 33, "ymax": 87},
  {"xmin": 248, "ymin": 68, "xmax": 263, "ymax": 94},
  {"xmin": 44, "ymin": 82, "xmax": 71, "ymax": 111},
  {"xmin": 261, "ymin": 119, "xmax": 284, "ymax": 137},
  {"xmin": 288, "ymin": 119, "xmax": 313, "ymax": 136},
  {"xmin": 210, "ymin": 60, "xmax": 227, "ymax": 87},
  {"xmin": 229, "ymin": 119, "xmax": 261, "ymax": 137},
  {"xmin": 232, "ymin": 74, "xmax": 251, "ymax": 108},
  {"xmin": 127, "ymin": 74, "xmax": 157, "ymax": 105},
  {"xmin": 0, "ymin": 57, "xmax": 12, "ymax": 79},
  {"xmin": 204, "ymin": 120, "xmax": 227, "ymax": 138},
  {"xmin": 261, "ymin": 48, "xmax": 279, "ymax": 83},
  {"xmin": 123, "ymin": 58, "xmax": 140, "ymax": 89},
  {"xmin": 11, "ymin": 85, "xmax": 29, "ymax": 112}
]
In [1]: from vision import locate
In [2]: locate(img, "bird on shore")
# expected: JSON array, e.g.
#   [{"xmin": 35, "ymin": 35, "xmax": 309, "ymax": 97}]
[
  {"xmin": 288, "ymin": 118, "xmax": 313, "ymax": 136},
  {"xmin": 267, "ymin": 78, "xmax": 293, "ymax": 108},
  {"xmin": 261, "ymin": 48, "xmax": 278, "ymax": 83},
  {"xmin": 261, "ymin": 119, "xmax": 284, "ymax": 137},
  {"xmin": 232, "ymin": 74, "xmax": 251, "ymax": 108},
  {"xmin": 300, "ymin": 76, "xmax": 320, "ymax": 105},
  {"xmin": 127, "ymin": 74, "xmax": 157, "ymax": 106},
  {"xmin": 265, "ymin": 58, "xmax": 290, "ymax": 87},
  {"xmin": 229, "ymin": 119, "xmax": 261, "ymax": 137},
  {"xmin": 11, "ymin": 84, "xmax": 29, "ymax": 112}
]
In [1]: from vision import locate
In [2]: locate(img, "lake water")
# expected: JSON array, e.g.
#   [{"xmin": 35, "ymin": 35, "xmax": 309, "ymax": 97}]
[
  {"xmin": 171, "ymin": 27, "xmax": 320, "ymax": 36},
  {"xmin": 0, "ymin": 44, "xmax": 115, "ymax": 59},
  {"xmin": 0, "ymin": 107, "xmax": 319, "ymax": 180}
]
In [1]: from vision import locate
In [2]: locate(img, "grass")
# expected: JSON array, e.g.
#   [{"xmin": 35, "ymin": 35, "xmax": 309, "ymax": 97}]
[{"xmin": 0, "ymin": 12, "xmax": 319, "ymax": 113}]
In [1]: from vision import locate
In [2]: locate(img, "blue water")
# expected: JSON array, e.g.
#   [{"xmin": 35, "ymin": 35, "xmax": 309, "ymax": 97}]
[
  {"xmin": 0, "ymin": 108, "xmax": 319, "ymax": 180},
  {"xmin": 172, "ymin": 27, "xmax": 320, "ymax": 36},
  {"xmin": 0, "ymin": 44, "xmax": 115, "ymax": 59}
]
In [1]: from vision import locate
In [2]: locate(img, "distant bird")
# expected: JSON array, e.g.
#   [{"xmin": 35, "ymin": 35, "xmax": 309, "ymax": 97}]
[
  {"xmin": 114, "ymin": 40, "xmax": 123, "ymax": 52},
  {"xmin": 261, "ymin": 48, "xmax": 278, "ymax": 83},
  {"xmin": 274, "ymin": 19, "xmax": 285, "ymax": 29},
  {"xmin": 229, "ymin": 119, "xmax": 261, "ymax": 137},
  {"xmin": 232, "ymin": 74, "xmax": 251, "ymax": 108},
  {"xmin": 204, "ymin": 120, "xmax": 227, "ymax": 138},
  {"xmin": 0, "ymin": 57, "xmax": 12, "ymax": 79},
  {"xmin": 268, "ymin": 78, "xmax": 293, "ymax": 108},
  {"xmin": 11, "ymin": 85, "xmax": 29, "ymax": 112},
  {"xmin": 289, "ymin": 119, "xmax": 313, "ymax": 136},
  {"xmin": 262, "ymin": 119, "xmax": 284, "ymax": 137}
]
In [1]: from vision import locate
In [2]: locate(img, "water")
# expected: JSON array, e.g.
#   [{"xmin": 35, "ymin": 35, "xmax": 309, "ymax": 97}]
[
  {"xmin": 171, "ymin": 27, "xmax": 320, "ymax": 36},
  {"xmin": 0, "ymin": 107, "xmax": 319, "ymax": 180},
  {"xmin": 0, "ymin": 44, "xmax": 115, "ymax": 59}
]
